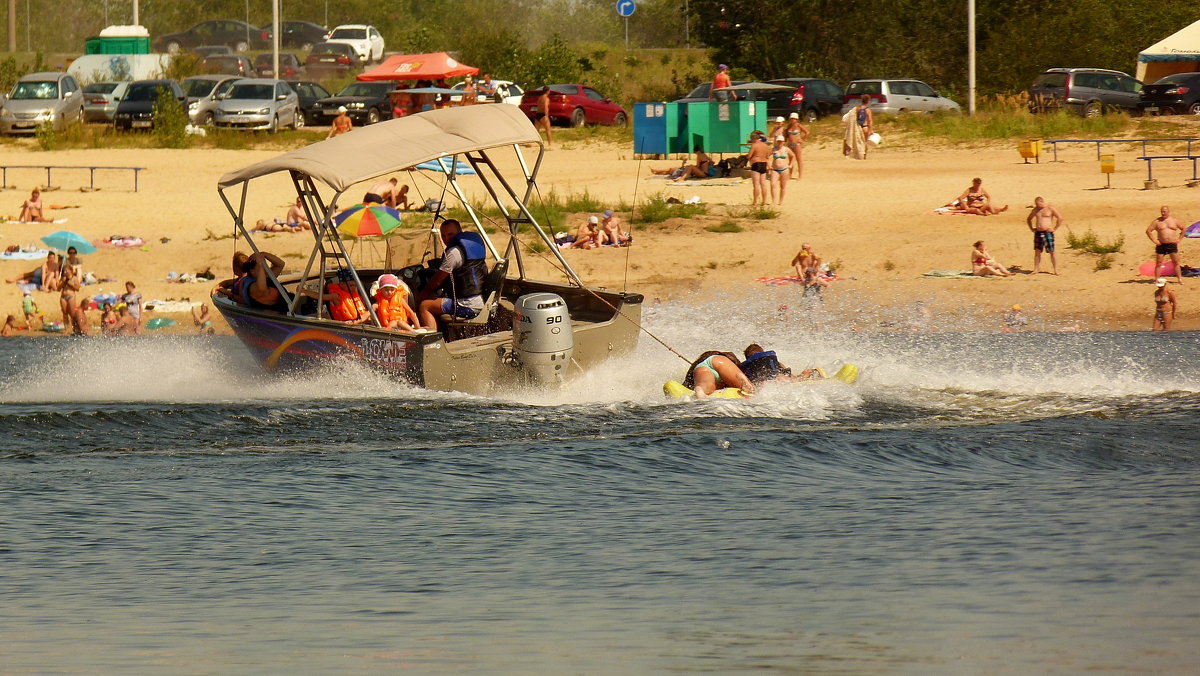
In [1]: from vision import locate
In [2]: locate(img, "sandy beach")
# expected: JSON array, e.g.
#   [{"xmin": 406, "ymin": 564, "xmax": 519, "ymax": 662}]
[{"xmin": 3, "ymin": 117, "xmax": 1199, "ymax": 335}]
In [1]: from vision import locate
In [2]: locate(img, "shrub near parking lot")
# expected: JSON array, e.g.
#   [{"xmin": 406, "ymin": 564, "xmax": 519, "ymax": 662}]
[{"xmin": 153, "ymin": 86, "xmax": 189, "ymax": 148}]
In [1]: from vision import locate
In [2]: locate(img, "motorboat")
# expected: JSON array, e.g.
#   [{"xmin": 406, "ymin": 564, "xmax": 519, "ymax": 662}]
[{"xmin": 212, "ymin": 105, "xmax": 642, "ymax": 393}]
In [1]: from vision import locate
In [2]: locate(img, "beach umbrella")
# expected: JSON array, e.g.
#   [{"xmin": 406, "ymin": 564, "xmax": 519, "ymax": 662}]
[
  {"xmin": 1186, "ymin": 221, "xmax": 1200, "ymax": 238},
  {"xmin": 335, "ymin": 203, "xmax": 403, "ymax": 237},
  {"xmin": 41, "ymin": 230, "xmax": 96, "ymax": 254}
]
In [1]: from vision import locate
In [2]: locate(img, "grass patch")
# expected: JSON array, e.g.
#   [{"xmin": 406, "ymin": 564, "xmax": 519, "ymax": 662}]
[
  {"xmin": 1094, "ymin": 254, "xmax": 1114, "ymax": 271},
  {"xmin": 881, "ymin": 94, "xmax": 1132, "ymax": 142},
  {"xmin": 706, "ymin": 220, "xmax": 743, "ymax": 233},
  {"xmin": 637, "ymin": 193, "xmax": 707, "ymax": 223},
  {"xmin": 1067, "ymin": 228, "xmax": 1124, "ymax": 254},
  {"xmin": 882, "ymin": 260, "xmax": 896, "ymax": 271},
  {"xmin": 727, "ymin": 204, "xmax": 780, "ymax": 220}
]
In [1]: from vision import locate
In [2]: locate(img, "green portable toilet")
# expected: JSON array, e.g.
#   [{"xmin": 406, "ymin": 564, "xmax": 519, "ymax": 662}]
[
  {"xmin": 685, "ymin": 102, "xmax": 713, "ymax": 154},
  {"xmin": 86, "ymin": 25, "xmax": 151, "ymax": 55},
  {"xmin": 709, "ymin": 100, "xmax": 767, "ymax": 153},
  {"xmin": 665, "ymin": 102, "xmax": 689, "ymax": 154}
]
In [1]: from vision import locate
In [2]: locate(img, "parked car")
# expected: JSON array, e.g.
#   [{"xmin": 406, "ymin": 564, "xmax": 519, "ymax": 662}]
[
  {"xmin": 519, "ymin": 84, "xmax": 627, "ymax": 127},
  {"xmin": 1139, "ymin": 72, "xmax": 1200, "ymax": 116},
  {"xmin": 213, "ymin": 78, "xmax": 302, "ymax": 132},
  {"xmin": 192, "ymin": 45, "xmax": 233, "ymax": 58},
  {"xmin": 1028, "ymin": 68, "xmax": 1142, "ymax": 117},
  {"xmin": 254, "ymin": 53, "xmax": 304, "ymax": 79},
  {"xmin": 154, "ymin": 20, "xmax": 272, "ymax": 54},
  {"xmin": 451, "ymin": 79, "xmax": 524, "ymax": 105},
  {"xmin": 288, "ymin": 80, "xmax": 332, "ymax": 125},
  {"xmin": 113, "ymin": 79, "xmax": 186, "ymax": 131},
  {"xmin": 762, "ymin": 78, "xmax": 845, "ymax": 121},
  {"xmin": 267, "ymin": 20, "xmax": 327, "ymax": 51},
  {"xmin": 323, "ymin": 24, "xmax": 385, "ymax": 63},
  {"xmin": 182, "ymin": 74, "xmax": 242, "ymax": 125},
  {"xmin": 82, "ymin": 81, "xmax": 129, "ymax": 123},
  {"xmin": 841, "ymin": 79, "xmax": 961, "ymax": 115},
  {"xmin": 313, "ymin": 81, "xmax": 394, "ymax": 126},
  {"xmin": 304, "ymin": 42, "xmax": 363, "ymax": 79},
  {"xmin": 199, "ymin": 54, "xmax": 254, "ymax": 77},
  {"xmin": 673, "ymin": 80, "xmax": 749, "ymax": 104},
  {"xmin": 0, "ymin": 72, "xmax": 85, "ymax": 134}
]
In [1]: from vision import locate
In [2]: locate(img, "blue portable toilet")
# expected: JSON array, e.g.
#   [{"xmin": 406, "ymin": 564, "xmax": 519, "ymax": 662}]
[{"xmin": 633, "ymin": 103, "xmax": 669, "ymax": 154}]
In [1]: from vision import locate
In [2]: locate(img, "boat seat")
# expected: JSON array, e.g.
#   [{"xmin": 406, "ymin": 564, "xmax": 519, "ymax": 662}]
[{"xmin": 440, "ymin": 258, "xmax": 508, "ymax": 328}]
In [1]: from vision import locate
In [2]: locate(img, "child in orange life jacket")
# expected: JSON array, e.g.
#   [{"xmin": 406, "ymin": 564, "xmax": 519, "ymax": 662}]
[
  {"xmin": 301, "ymin": 268, "xmax": 369, "ymax": 324},
  {"xmin": 373, "ymin": 273, "xmax": 419, "ymax": 330}
]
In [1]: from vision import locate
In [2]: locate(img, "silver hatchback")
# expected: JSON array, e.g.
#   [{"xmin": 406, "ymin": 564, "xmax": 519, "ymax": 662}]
[
  {"xmin": 0, "ymin": 72, "xmax": 85, "ymax": 134},
  {"xmin": 213, "ymin": 78, "xmax": 301, "ymax": 131},
  {"xmin": 841, "ymin": 79, "xmax": 961, "ymax": 115},
  {"xmin": 182, "ymin": 74, "xmax": 242, "ymax": 125}
]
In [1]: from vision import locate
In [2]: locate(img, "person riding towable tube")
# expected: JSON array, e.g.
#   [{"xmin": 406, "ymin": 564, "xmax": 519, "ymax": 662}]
[
  {"xmin": 739, "ymin": 343, "xmax": 824, "ymax": 384},
  {"xmin": 683, "ymin": 350, "xmax": 756, "ymax": 398}
]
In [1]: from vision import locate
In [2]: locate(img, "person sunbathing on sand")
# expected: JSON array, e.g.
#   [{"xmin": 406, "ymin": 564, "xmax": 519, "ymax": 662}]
[
  {"xmin": 18, "ymin": 189, "xmax": 49, "ymax": 223},
  {"xmin": 972, "ymin": 240, "xmax": 1011, "ymax": 277},
  {"xmin": 958, "ymin": 178, "xmax": 1008, "ymax": 216}
]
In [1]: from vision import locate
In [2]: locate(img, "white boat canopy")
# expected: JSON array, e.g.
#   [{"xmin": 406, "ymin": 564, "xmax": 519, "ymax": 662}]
[{"xmin": 216, "ymin": 105, "xmax": 541, "ymax": 193}]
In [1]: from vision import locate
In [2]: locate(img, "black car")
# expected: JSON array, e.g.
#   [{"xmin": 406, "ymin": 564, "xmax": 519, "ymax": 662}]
[
  {"xmin": 304, "ymin": 42, "xmax": 363, "ymax": 79},
  {"xmin": 267, "ymin": 20, "xmax": 328, "ymax": 51},
  {"xmin": 113, "ymin": 79, "xmax": 186, "ymax": 131},
  {"xmin": 154, "ymin": 20, "xmax": 272, "ymax": 54},
  {"xmin": 313, "ymin": 81, "xmax": 393, "ymax": 125},
  {"xmin": 288, "ymin": 80, "xmax": 332, "ymax": 125},
  {"xmin": 254, "ymin": 53, "xmax": 304, "ymax": 79},
  {"xmin": 761, "ymin": 78, "xmax": 845, "ymax": 121},
  {"xmin": 1138, "ymin": 73, "xmax": 1200, "ymax": 116}
]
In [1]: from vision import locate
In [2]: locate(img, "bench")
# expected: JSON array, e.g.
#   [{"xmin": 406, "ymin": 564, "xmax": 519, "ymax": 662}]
[
  {"xmin": 0, "ymin": 164, "xmax": 147, "ymax": 191},
  {"xmin": 1043, "ymin": 138, "xmax": 1199, "ymax": 162},
  {"xmin": 1136, "ymin": 155, "xmax": 1200, "ymax": 184}
]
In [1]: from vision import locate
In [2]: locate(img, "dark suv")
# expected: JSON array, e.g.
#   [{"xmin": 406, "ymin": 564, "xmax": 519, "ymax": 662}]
[
  {"xmin": 760, "ymin": 78, "xmax": 845, "ymax": 121},
  {"xmin": 1028, "ymin": 68, "xmax": 1142, "ymax": 117}
]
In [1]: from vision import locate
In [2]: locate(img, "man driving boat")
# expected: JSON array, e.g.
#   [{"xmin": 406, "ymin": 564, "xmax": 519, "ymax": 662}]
[{"xmin": 416, "ymin": 219, "xmax": 488, "ymax": 329}]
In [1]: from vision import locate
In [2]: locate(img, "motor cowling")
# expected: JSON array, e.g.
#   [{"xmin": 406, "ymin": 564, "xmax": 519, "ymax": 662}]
[{"xmin": 513, "ymin": 292, "xmax": 573, "ymax": 385}]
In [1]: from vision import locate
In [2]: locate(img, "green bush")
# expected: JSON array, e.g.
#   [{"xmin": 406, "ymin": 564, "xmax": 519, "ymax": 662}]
[
  {"xmin": 637, "ymin": 195, "xmax": 707, "ymax": 223},
  {"xmin": 1094, "ymin": 254, "xmax": 1114, "ymax": 271},
  {"xmin": 34, "ymin": 120, "xmax": 58, "ymax": 151},
  {"xmin": 1067, "ymin": 228, "xmax": 1124, "ymax": 254},
  {"xmin": 728, "ymin": 204, "xmax": 779, "ymax": 220},
  {"xmin": 152, "ymin": 87, "xmax": 189, "ymax": 149}
]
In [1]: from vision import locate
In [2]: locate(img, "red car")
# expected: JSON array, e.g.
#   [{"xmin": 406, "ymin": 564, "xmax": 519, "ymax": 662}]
[{"xmin": 519, "ymin": 84, "xmax": 627, "ymax": 127}]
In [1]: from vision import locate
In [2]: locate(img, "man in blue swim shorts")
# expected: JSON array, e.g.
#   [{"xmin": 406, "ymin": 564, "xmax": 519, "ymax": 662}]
[{"xmin": 1027, "ymin": 196, "xmax": 1064, "ymax": 275}]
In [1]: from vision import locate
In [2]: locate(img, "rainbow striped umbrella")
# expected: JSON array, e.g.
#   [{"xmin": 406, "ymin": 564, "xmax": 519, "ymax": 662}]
[{"xmin": 335, "ymin": 203, "xmax": 403, "ymax": 237}]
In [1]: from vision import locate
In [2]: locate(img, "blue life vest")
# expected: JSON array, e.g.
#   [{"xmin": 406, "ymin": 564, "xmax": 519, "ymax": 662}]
[
  {"xmin": 739, "ymin": 350, "xmax": 789, "ymax": 384},
  {"xmin": 446, "ymin": 231, "xmax": 488, "ymax": 299}
]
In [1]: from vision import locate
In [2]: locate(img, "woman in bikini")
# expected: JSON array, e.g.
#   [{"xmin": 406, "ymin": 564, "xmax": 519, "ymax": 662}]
[
  {"xmin": 782, "ymin": 113, "xmax": 810, "ymax": 178},
  {"xmin": 958, "ymin": 178, "xmax": 1009, "ymax": 215},
  {"xmin": 768, "ymin": 136, "xmax": 797, "ymax": 205},
  {"xmin": 59, "ymin": 264, "xmax": 82, "ymax": 331},
  {"xmin": 1152, "ymin": 278, "xmax": 1176, "ymax": 331},
  {"xmin": 971, "ymin": 240, "xmax": 1011, "ymax": 277}
]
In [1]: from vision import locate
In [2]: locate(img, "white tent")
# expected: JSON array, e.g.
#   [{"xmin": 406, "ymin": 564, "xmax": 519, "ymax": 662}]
[{"xmin": 1137, "ymin": 19, "xmax": 1200, "ymax": 83}]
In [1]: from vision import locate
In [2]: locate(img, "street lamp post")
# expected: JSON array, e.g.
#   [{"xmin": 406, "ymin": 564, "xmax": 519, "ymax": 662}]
[{"xmin": 968, "ymin": 0, "xmax": 976, "ymax": 115}]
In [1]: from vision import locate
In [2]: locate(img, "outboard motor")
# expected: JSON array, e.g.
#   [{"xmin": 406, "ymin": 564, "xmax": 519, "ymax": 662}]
[{"xmin": 513, "ymin": 292, "xmax": 574, "ymax": 385}]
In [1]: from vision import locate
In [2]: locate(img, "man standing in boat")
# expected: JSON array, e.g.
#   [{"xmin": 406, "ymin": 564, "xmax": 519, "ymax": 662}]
[{"xmin": 416, "ymin": 220, "xmax": 487, "ymax": 329}]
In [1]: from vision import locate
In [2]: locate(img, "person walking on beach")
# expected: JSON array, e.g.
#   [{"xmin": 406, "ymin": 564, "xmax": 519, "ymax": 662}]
[
  {"xmin": 1147, "ymin": 205, "xmax": 1185, "ymax": 284},
  {"xmin": 843, "ymin": 95, "xmax": 873, "ymax": 160},
  {"xmin": 1152, "ymin": 277, "xmax": 1176, "ymax": 330},
  {"xmin": 746, "ymin": 135, "xmax": 771, "ymax": 205},
  {"xmin": 535, "ymin": 87, "xmax": 553, "ymax": 148},
  {"xmin": 768, "ymin": 135, "xmax": 797, "ymax": 205},
  {"xmin": 711, "ymin": 64, "xmax": 735, "ymax": 101},
  {"xmin": 1027, "ymin": 197, "xmax": 1063, "ymax": 275}
]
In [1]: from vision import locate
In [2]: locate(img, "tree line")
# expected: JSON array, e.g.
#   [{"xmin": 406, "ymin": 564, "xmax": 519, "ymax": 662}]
[{"xmin": 692, "ymin": 0, "xmax": 1199, "ymax": 95}]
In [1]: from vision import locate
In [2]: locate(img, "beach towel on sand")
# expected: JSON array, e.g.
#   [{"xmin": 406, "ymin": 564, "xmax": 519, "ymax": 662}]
[
  {"xmin": 922, "ymin": 270, "xmax": 992, "ymax": 278},
  {"xmin": 4, "ymin": 218, "xmax": 68, "ymax": 224}
]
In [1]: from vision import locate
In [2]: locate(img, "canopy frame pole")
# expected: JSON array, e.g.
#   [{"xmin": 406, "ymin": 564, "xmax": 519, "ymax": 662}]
[{"xmin": 217, "ymin": 181, "xmax": 295, "ymax": 313}]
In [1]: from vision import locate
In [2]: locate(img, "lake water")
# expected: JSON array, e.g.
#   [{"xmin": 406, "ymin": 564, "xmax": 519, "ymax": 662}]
[{"xmin": 2, "ymin": 298, "xmax": 1199, "ymax": 673}]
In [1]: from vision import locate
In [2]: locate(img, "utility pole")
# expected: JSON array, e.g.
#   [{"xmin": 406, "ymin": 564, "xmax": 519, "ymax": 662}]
[
  {"xmin": 967, "ymin": 0, "xmax": 976, "ymax": 115},
  {"xmin": 133, "ymin": 0, "xmax": 139, "ymax": 25},
  {"xmin": 8, "ymin": 0, "xmax": 15, "ymax": 52}
]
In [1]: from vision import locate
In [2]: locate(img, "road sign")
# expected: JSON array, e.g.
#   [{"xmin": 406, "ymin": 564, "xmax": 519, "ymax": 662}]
[{"xmin": 616, "ymin": 0, "xmax": 635, "ymax": 17}]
